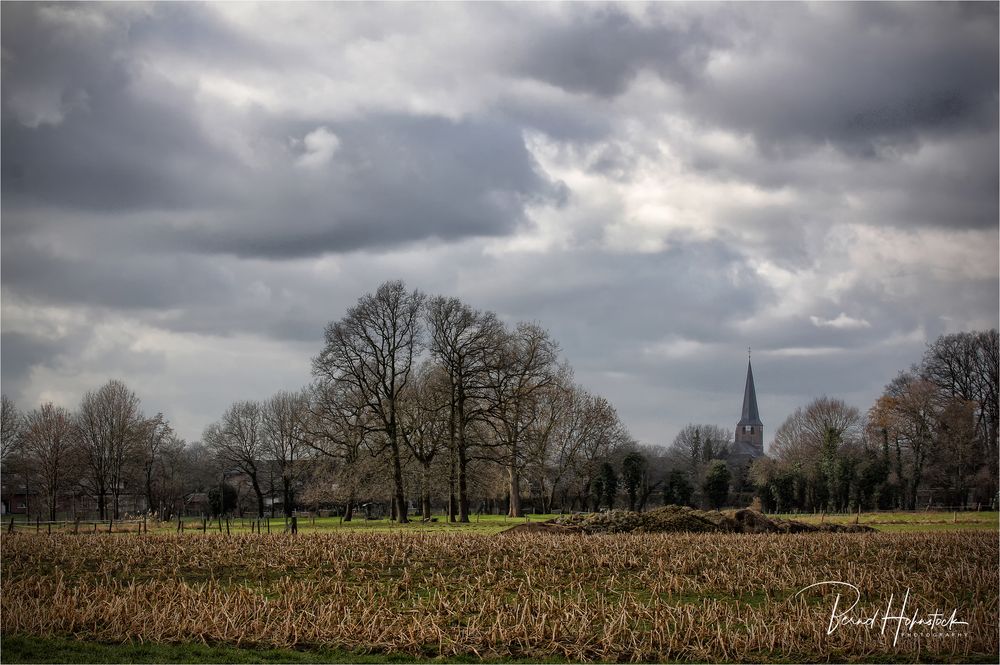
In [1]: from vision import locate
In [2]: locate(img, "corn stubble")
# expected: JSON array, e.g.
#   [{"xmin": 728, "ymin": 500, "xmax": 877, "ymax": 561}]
[{"xmin": 2, "ymin": 531, "xmax": 996, "ymax": 662}]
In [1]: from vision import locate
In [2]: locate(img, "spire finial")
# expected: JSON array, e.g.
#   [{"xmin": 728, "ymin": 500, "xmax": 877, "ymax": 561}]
[{"xmin": 748, "ymin": 346, "xmax": 751, "ymax": 360}]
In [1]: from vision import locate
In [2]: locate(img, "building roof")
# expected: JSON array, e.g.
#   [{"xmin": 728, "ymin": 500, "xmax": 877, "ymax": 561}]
[{"xmin": 737, "ymin": 358, "xmax": 763, "ymax": 427}]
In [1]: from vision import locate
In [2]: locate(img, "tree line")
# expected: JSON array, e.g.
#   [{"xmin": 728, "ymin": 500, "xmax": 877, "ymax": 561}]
[
  {"xmin": 1, "ymin": 281, "xmax": 641, "ymax": 522},
  {"xmin": 2, "ymin": 280, "xmax": 996, "ymax": 520},
  {"xmin": 750, "ymin": 330, "xmax": 998, "ymax": 512}
]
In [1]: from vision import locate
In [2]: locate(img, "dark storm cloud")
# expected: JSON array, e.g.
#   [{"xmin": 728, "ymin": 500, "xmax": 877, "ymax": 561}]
[
  {"xmin": 513, "ymin": 4, "xmax": 724, "ymax": 98},
  {"xmin": 1, "ymin": 4, "xmax": 241, "ymax": 212},
  {"xmin": 2, "ymin": 3, "xmax": 567, "ymax": 259}
]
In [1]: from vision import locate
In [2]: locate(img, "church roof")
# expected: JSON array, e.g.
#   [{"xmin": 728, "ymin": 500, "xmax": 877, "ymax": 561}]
[{"xmin": 737, "ymin": 358, "xmax": 762, "ymax": 427}]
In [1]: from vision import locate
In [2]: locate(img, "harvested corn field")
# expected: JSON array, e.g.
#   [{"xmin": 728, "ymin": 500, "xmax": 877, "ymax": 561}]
[{"xmin": 2, "ymin": 530, "xmax": 996, "ymax": 663}]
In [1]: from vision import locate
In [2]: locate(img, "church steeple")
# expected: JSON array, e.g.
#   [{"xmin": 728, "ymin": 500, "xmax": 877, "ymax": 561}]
[
  {"xmin": 735, "ymin": 354, "xmax": 764, "ymax": 456},
  {"xmin": 738, "ymin": 357, "xmax": 762, "ymax": 427}
]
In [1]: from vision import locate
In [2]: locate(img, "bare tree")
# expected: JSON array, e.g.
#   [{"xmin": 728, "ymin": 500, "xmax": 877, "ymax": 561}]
[
  {"xmin": 138, "ymin": 413, "xmax": 173, "ymax": 517},
  {"xmin": 426, "ymin": 296, "xmax": 504, "ymax": 522},
  {"xmin": 76, "ymin": 380, "xmax": 144, "ymax": 519},
  {"xmin": 1, "ymin": 394, "xmax": 23, "ymax": 465},
  {"xmin": 483, "ymin": 322, "xmax": 559, "ymax": 517},
  {"xmin": 880, "ymin": 374, "xmax": 942, "ymax": 509},
  {"xmin": 261, "ymin": 390, "xmax": 309, "ymax": 517},
  {"xmin": 538, "ymin": 382, "xmax": 586, "ymax": 512},
  {"xmin": 304, "ymin": 381, "xmax": 375, "ymax": 521},
  {"xmin": 205, "ymin": 401, "xmax": 266, "ymax": 517},
  {"xmin": 922, "ymin": 330, "xmax": 998, "ymax": 498},
  {"xmin": 313, "ymin": 280, "xmax": 425, "ymax": 523},
  {"xmin": 399, "ymin": 363, "xmax": 450, "ymax": 519},
  {"xmin": 556, "ymin": 393, "xmax": 630, "ymax": 511},
  {"xmin": 20, "ymin": 403, "xmax": 76, "ymax": 521},
  {"xmin": 155, "ymin": 435, "xmax": 190, "ymax": 519}
]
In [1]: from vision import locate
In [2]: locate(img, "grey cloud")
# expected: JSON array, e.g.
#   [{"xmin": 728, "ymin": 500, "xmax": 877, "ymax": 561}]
[
  {"xmin": 0, "ymin": 235, "xmax": 232, "ymax": 311},
  {"xmin": 0, "ymin": 332, "xmax": 60, "ymax": 397},
  {"xmin": 165, "ymin": 114, "xmax": 567, "ymax": 259},
  {"xmin": 1, "ymin": 2, "xmax": 996, "ymax": 446},
  {"xmin": 691, "ymin": 3, "xmax": 997, "ymax": 156},
  {"xmin": 513, "ymin": 4, "xmax": 724, "ymax": 98}
]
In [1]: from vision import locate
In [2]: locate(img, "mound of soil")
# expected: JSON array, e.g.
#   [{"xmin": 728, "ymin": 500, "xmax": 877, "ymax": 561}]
[{"xmin": 502, "ymin": 505, "xmax": 874, "ymax": 535}]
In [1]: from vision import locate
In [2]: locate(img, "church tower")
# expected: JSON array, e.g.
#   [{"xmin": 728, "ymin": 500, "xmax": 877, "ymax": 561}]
[{"xmin": 734, "ymin": 354, "xmax": 764, "ymax": 457}]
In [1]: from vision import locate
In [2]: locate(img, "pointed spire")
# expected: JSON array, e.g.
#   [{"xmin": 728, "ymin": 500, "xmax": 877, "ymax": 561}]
[{"xmin": 738, "ymin": 357, "xmax": 762, "ymax": 426}]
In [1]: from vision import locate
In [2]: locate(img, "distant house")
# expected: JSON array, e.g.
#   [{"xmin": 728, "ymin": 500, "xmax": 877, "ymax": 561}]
[{"xmin": 185, "ymin": 492, "xmax": 210, "ymax": 516}]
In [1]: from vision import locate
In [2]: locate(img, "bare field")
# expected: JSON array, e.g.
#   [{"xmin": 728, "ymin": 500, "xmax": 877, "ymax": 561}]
[{"xmin": 2, "ymin": 531, "xmax": 997, "ymax": 663}]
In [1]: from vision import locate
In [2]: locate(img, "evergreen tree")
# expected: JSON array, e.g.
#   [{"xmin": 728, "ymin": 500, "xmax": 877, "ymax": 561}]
[
  {"xmin": 621, "ymin": 452, "xmax": 647, "ymax": 511},
  {"xmin": 702, "ymin": 460, "xmax": 731, "ymax": 509},
  {"xmin": 598, "ymin": 462, "xmax": 617, "ymax": 510}
]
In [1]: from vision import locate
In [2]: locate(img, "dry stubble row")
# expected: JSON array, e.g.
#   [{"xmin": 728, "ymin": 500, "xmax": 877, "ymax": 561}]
[{"xmin": 2, "ymin": 531, "xmax": 996, "ymax": 662}]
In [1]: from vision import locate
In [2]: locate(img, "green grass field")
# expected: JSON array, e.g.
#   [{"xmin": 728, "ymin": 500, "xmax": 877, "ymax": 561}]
[{"xmin": 8, "ymin": 510, "xmax": 996, "ymax": 537}]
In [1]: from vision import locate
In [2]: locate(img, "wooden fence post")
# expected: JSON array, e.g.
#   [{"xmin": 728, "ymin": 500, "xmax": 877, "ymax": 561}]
[{"xmin": 8, "ymin": 518, "xmax": 14, "ymax": 533}]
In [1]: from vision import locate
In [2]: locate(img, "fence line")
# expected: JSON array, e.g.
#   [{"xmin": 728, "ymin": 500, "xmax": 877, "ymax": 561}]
[{"xmin": 6, "ymin": 517, "xmax": 148, "ymax": 534}]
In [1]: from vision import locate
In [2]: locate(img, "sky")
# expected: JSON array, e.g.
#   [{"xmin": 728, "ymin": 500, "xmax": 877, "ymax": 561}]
[{"xmin": 2, "ymin": 2, "xmax": 998, "ymax": 449}]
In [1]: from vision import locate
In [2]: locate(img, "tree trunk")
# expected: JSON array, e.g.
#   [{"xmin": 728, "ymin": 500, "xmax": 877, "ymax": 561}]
[
  {"xmin": 448, "ymin": 384, "xmax": 458, "ymax": 523},
  {"xmin": 344, "ymin": 499, "xmax": 354, "ymax": 522},
  {"xmin": 250, "ymin": 476, "xmax": 265, "ymax": 518},
  {"xmin": 458, "ymin": 435, "xmax": 470, "ymax": 523},
  {"xmin": 388, "ymin": 416, "xmax": 408, "ymax": 523},
  {"xmin": 457, "ymin": 395, "xmax": 470, "ymax": 523},
  {"xmin": 391, "ymin": 446, "xmax": 407, "ymax": 523},
  {"xmin": 508, "ymin": 465, "xmax": 522, "ymax": 518},
  {"xmin": 421, "ymin": 463, "xmax": 433, "ymax": 520},
  {"xmin": 283, "ymin": 477, "xmax": 293, "ymax": 518}
]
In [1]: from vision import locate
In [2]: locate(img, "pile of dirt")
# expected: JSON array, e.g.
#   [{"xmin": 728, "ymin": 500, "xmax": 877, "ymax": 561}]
[{"xmin": 502, "ymin": 505, "xmax": 874, "ymax": 535}]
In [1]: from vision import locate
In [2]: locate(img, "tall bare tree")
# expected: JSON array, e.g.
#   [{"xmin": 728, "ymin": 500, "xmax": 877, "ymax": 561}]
[
  {"xmin": 261, "ymin": 390, "xmax": 309, "ymax": 517},
  {"xmin": 313, "ymin": 280, "xmax": 425, "ymax": 523},
  {"xmin": 484, "ymin": 322, "xmax": 559, "ymax": 517},
  {"xmin": 205, "ymin": 401, "xmax": 267, "ymax": 517},
  {"xmin": 20, "ymin": 403, "xmax": 76, "ymax": 521},
  {"xmin": 922, "ymin": 329, "xmax": 999, "ymax": 498},
  {"xmin": 426, "ymin": 296, "xmax": 504, "ymax": 522},
  {"xmin": 76, "ymin": 380, "xmax": 144, "ymax": 519},
  {"xmin": 138, "ymin": 413, "xmax": 173, "ymax": 517}
]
